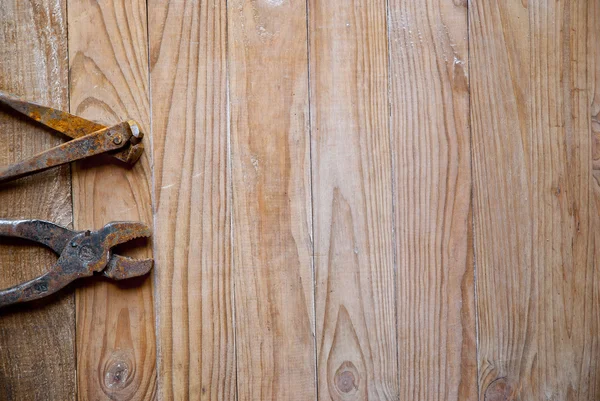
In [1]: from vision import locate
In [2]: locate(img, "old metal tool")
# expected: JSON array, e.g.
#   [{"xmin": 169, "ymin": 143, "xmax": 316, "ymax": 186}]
[
  {"xmin": 0, "ymin": 90, "xmax": 144, "ymax": 183},
  {"xmin": 0, "ymin": 219, "xmax": 153, "ymax": 307}
]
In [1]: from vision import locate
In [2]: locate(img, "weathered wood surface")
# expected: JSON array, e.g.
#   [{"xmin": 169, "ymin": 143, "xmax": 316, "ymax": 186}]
[
  {"xmin": 228, "ymin": 0, "xmax": 316, "ymax": 399},
  {"xmin": 1, "ymin": 0, "xmax": 599, "ymax": 399},
  {"xmin": 388, "ymin": 0, "xmax": 476, "ymax": 400},
  {"xmin": 67, "ymin": 0, "xmax": 156, "ymax": 399},
  {"xmin": 309, "ymin": 0, "xmax": 397, "ymax": 399},
  {"xmin": 149, "ymin": 0, "xmax": 236, "ymax": 399},
  {"xmin": 471, "ymin": 0, "xmax": 600, "ymax": 399},
  {"xmin": 0, "ymin": 0, "xmax": 76, "ymax": 399}
]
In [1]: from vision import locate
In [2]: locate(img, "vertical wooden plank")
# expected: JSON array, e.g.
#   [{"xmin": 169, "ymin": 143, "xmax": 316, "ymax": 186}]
[
  {"xmin": 309, "ymin": 0, "xmax": 397, "ymax": 399},
  {"xmin": 148, "ymin": 0, "xmax": 236, "ymax": 399},
  {"xmin": 590, "ymin": 1, "xmax": 600, "ymax": 396},
  {"xmin": 0, "ymin": 1, "xmax": 76, "ymax": 399},
  {"xmin": 470, "ymin": 0, "xmax": 532, "ymax": 395},
  {"xmin": 388, "ymin": 0, "xmax": 476, "ymax": 399},
  {"xmin": 470, "ymin": 1, "xmax": 532, "ymax": 396},
  {"xmin": 0, "ymin": 0, "xmax": 76, "ymax": 399},
  {"xmin": 228, "ymin": 0, "xmax": 316, "ymax": 399},
  {"xmin": 528, "ymin": 1, "xmax": 599, "ymax": 399},
  {"xmin": 471, "ymin": 0, "xmax": 600, "ymax": 399},
  {"xmin": 66, "ymin": 0, "xmax": 156, "ymax": 399}
]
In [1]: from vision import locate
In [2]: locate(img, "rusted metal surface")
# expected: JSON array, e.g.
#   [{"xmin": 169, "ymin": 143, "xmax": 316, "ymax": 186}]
[
  {"xmin": 0, "ymin": 220, "xmax": 153, "ymax": 308},
  {"xmin": 0, "ymin": 90, "xmax": 145, "ymax": 183}
]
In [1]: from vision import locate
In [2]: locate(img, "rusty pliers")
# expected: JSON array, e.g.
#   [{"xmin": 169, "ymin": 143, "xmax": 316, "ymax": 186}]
[
  {"xmin": 0, "ymin": 220, "xmax": 153, "ymax": 308},
  {"xmin": 0, "ymin": 90, "xmax": 144, "ymax": 183}
]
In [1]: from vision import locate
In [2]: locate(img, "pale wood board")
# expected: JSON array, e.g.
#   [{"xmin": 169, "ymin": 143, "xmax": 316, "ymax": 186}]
[
  {"xmin": 228, "ymin": 0, "xmax": 316, "ymax": 399},
  {"xmin": 66, "ymin": 0, "xmax": 156, "ymax": 399},
  {"xmin": 309, "ymin": 0, "xmax": 397, "ymax": 398},
  {"xmin": 148, "ymin": 0, "xmax": 236, "ymax": 399},
  {"xmin": 0, "ymin": 0, "xmax": 76, "ymax": 399},
  {"xmin": 388, "ymin": 0, "xmax": 477, "ymax": 399},
  {"xmin": 471, "ymin": 0, "xmax": 600, "ymax": 399}
]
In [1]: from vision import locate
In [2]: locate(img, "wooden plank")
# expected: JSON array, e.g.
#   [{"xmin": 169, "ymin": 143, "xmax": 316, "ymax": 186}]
[
  {"xmin": 228, "ymin": 0, "xmax": 316, "ymax": 399},
  {"xmin": 66, "ymin": 0, "xmax": 156, "ymax": 399},
  {"xmin": 148, "ymin": 0, "xmax": 236, "ymax": 399},
  {"xmin": 0, "ymin": 0, "xmax": 76, "ymax": 399},
  {"xmin": 471, "ymin": 0, "xmax": 600, "ymax": 398},
  {"xmin": 388, "ymin": 0, "xmax": 476, "ymax": 399},
  {"xmin": 590, "ymin": 1, "xmax": 600, "ymax": 395},
  {"xmin": 308, "ymin": 0, "xmax": 397, "ymax": 398}
]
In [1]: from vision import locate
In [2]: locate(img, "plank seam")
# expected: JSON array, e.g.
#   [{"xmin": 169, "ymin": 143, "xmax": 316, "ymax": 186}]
[
  {"xmin": 224, "ymin": 0, "xmax": 239, "ymax": 397},
  {"xmin": 64, "ymin": 0, "xmax": 78, "ymax": 397},
  {"xmin": 304, "ymin": 0, "xmax": 319, "ymax": 398},
  {"xmin": 383, "ymin": 0, "xmax": 400, "ymax": 396},
  {"xmin": 467, "ymin": 0, "xmax": 483, "ymax": 399}
]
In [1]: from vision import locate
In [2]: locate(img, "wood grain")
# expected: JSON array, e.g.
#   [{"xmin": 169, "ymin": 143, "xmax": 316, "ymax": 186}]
[
  {"xmin": 388, "ymin": 0, "xmax": 476, "ymax": 399},
  {"xmin": 148, "ymin": 0, "xmax": 236, "ymax": 399},
  {"xmin": 0, "ymin": 0, "xmax": 76, "ymax": 399},
  {"xmin": 471, "ymin": 0, "xmax": 600, "ymax": 399},
  {"xmin": 66, "ymin": 0, "xmax": 156, "ymax": 399},
  {"xmin": 308, "ymin": 0, "xmax": 397, "ymax": 398},
  {"xmin": 228, "ymin": 0, "xmax": 316, "ymax": 399}
]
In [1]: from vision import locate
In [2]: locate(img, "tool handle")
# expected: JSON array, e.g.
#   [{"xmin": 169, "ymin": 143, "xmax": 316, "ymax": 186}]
[
  {"xmin": 0, "ymin": 90, "xmax": 107, "ymax": 139},
  {"xmin": 0, "ymin": 265, "xmax": 82, "ymax": 308},
  {"xmin": 0, "ymin": 219, "xmax": 74, "ymax": 253},
  {"xmin": 0, "ymin": 122, "xmax": 132, "ymax": 183}
]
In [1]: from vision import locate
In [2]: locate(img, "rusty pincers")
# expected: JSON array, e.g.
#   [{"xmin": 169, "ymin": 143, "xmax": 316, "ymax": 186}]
[
  {"xmin": 0, "ymin": 220, "xmax": 153, "ymax": 308},
  {"xmin": 0, "ymin": 90, "xmax": 145, "ymax": 183}
]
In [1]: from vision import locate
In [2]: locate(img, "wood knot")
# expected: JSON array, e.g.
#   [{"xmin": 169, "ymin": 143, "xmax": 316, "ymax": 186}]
[
  {"xmin": 334, "ymin": 361, "xmax": 359, "ymax": 395},
  {"xmin": 485, "ymin": 377, "xmax": 513, "ymax": 401},
  {"xmin": 102, "ymin": 351, "xmax": 133, "ymax": 391}
]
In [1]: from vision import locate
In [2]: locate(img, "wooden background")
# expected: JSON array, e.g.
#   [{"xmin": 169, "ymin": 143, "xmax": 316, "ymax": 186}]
[{"xmin": 0, "ymin": 0, "xmax": 598, "ymax": 400}]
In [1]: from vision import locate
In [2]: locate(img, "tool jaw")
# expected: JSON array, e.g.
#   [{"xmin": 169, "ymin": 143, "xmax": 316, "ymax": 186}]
[
  {"xmin": 112, "ymin": 120, "xmax": 145, "ymax": 165},
  {"xmin": 59, "ymin": 230, "xmax": 111, "ymax": 275},
  {"xmin": 60, "ymin": 221, "xmax": 153, "ymax": 277}
]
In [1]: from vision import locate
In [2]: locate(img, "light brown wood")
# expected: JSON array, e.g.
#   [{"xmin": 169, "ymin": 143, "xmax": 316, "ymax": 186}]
[
  {"xmin": 228, "ymin": 0, "xmax": 316, "ymax": 399},
  {"xmin": 388, "ymin": 0, "xmax": 476, "ymax": 399},
  {"xmin": 471, "ymin": 0, "xmax": 600, "ymax": 399},
  {"xmin": 66, "ymin": 0, "xmax": 156, "ymax": 399},
  {"xmin": 0, "ymin": 0, "xmax": 76, "ymax": 399},
  {"xmin": 148, "ymin": 0, "xmax": 236, "ymax": 399},
  {"xmin": 309, "ymin": 0, "xmax": 397, "ymax": 398},
  {"xmin": 4, "ymin": 0, "xmax": 600, "ymax": 398}
]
